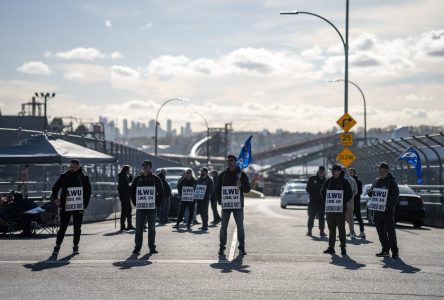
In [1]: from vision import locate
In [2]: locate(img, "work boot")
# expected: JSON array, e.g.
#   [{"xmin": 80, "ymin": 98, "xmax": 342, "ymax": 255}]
[
  {"xmin": 73, "ymin": 245, "xmax": 79, "ymax": 255},
  {"xmin": 126, "ymin": 225, "xmax": 136, "ymax": 231},
  {"xmin": 218, "ymin": 246, "xmax": 226, "ymax": 256},
  {"xmin": 320, "ymin": 230, "xmax": 327, "ymax": 237},
  {"xmin": 358, "ymin": 232, "xmax": 366, "ymax": 239},
  {"xmin": 323, "ymin": 247, "xmax": 335, "ymax": 254},
  {"xmin": 306, "ymin": 229, "xmax": 312, "ymax": 237},
  {"xmin": 341, "ymin": 247, "xmax": 347, "ymax": 256},
  {"xmin": 376, "ymin": 250, "xmax": 390, "ymax": 257}
]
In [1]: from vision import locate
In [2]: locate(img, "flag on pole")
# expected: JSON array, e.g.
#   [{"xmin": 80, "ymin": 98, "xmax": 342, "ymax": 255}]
[
  {"xmin": 236, "ymin": 135, "xmax": 253, "ymax": 169},
  {"xmin": 398, "ymin": 145, "xmax": 423, "ymax": 184}
]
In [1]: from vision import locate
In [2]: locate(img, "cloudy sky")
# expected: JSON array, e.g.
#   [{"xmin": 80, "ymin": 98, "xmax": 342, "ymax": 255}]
[{"xmin": 0, "ymin": 0, "xmax": 443, "ymax": 133}]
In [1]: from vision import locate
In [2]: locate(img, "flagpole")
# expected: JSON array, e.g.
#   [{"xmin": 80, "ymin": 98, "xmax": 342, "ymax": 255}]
[{"xmin": 392, "ymin": 145, "xmax": 413, "ymax": 165}]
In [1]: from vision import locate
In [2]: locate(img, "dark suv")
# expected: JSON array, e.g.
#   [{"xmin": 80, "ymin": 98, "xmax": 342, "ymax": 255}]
[{"xmin": 361, "ymin": 184, "xmax": 426, "ymax": 228}]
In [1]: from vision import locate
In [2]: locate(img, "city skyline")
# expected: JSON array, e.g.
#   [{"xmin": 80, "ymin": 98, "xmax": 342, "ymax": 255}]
[{"xmin": 0, "ymin": 0, "xmax": 443, "ymax": 132}]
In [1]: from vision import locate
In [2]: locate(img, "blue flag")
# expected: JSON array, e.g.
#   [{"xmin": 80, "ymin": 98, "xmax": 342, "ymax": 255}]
[
  {"xmin": 399, "ymin": 146, "xmax": 423, "ymax": 184},
  {"xmin": 236, "ymin": 135, "xmax": 253, "ymax": 169}
]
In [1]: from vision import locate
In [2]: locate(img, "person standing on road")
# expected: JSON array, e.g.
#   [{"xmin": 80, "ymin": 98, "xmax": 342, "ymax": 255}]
[
  {"xmin": 321, "ymin": 164, "xmax": 353, "ymax": 255},
  {"xmin": 216, "ymin": 154, "xmax": 251, "ymax": 256},
  {"xmin": 349, "ymin": 168, "xmax": 365, "ymax": 238},
  {"xmin": 51, "ymin": 159, "xmax": 92, "ymax": 256},
  {"xmin": 174, "ymin": 169, "xmax": 197, "ymax": 230},
  {"xmin": 195, "ymin": 167, "xmax": 213, "ymax": 232},
  {"xmin": 368, "ymin": 162, "xmax": 400, "ymax": 259},
  {"xmin": 209, "ymin": 170, "xmax": 222, "ymax": 225},
  {"xmin": 130, "ymin": 160, "xmax": 163, "ymax": 255},
  {"xmin": 342, "ymin": 167, "xmax": 358, "ymax": 239},
  {"xmin": 118, "ymin": 165, "xmax": 135, "ymax": 231},
  {"xmin": 306, "ymin": 166, "xmax": 327, "ymax": 237},
  {"xmin": 158, "ymin": 169, "xmax": 172, "ymax": 225}
]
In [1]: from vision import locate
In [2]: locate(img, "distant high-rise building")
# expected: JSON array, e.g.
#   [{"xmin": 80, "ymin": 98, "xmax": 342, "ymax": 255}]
[{"xmin": 123, "ymin": 119, "xmax": 128, "ymax": 136}]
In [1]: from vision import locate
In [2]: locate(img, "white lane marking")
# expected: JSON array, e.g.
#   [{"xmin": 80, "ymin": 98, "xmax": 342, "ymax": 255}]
[
  {"xmin": 228, "ymin": 228, "xmax": 237, "ymax": 261},
  {"xmin": 0, "ymin": 259, "xmax": 228, "ymax": 265}
]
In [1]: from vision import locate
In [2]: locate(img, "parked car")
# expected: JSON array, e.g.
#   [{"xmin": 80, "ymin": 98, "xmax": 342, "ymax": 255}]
[
  {"xmin": 155, "ymin": 167, "xmax": 196, "ymax": 219},
  {"xmin": 280, "ymin": 182, "xmax": 309, "ymax": 208},
  {"xmin": 361, "ymin": 184, "xmax": 426, "ymax": 228}
]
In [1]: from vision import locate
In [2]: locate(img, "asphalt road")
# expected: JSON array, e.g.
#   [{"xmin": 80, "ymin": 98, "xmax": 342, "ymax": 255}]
[{"xmin": 1, "ymin": 197, "xmax": 443, "ymax": 299}]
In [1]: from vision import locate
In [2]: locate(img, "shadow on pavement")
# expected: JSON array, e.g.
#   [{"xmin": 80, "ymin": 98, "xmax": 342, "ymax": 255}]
[
  {"xmin": 396, "ymin": 223, "xmax": 431, "ymax": 231},
  {"xmin": 330, "ymin": 254, "xmax": 366, "ymax": 270},
  {"xmin": 103, "ymin": 230, "xmax": 125, "ymax": 236},
  {"xmin": 346, "ymin": 238, "xmax": 373, "ymax": 245},
  {"xmin": 310, "ymin": 236, "xmax": 329, "ymax": 242},
  {"xmin": 112, "ymin": 253, "xmax": 153, "ymax": 270},
  {"xmin": 23, "ymin": 253, "xmax": 76, "ymax": 271},
  {"xmin": 382, "ymin": 257, "xmax": 421, "ymax": 274},
  {"xmin": 210, "ymin": 255, "xmax": 250, "ymax": 274}
]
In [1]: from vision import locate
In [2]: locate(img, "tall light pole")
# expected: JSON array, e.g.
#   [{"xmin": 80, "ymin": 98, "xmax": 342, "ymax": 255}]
[
  {"xmin": 155, "ymin": 97, "xmax": 187, "ymax": 156},
  {"xmin": 281, "ymin": 0, "xmax": 350, "ymax": 114},
  {"xmin": 35, "ymin": 92, "xmax": 56, "ymax": 131},
  {"xmin": 328, "ymin": 79, "xmax": 367, "ymax": 145},
  {"xmin": 194, "ymin": 112, "xmax": 210, "ymax": 166}
]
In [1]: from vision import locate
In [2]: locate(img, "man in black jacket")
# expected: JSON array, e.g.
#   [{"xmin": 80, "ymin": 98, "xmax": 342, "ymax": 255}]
[
  {"xmin": 118, "ymin": 165, "xmax": 134, "ymax": 231},
  {"xmin": 209, "ymin": 170, "xmax": 221, "ymax": 225},
  {"xmin": 174, "ymin": 169, "xmax": 197, "ymax": 230},
  {"xmin": 51, "ymin": 159, "xmax": 92, "ymax": 256},
  {"xmin": 349, "ymin": 168, "xmax": 365, "ymax": 238},
  {"xmin": 368, "ymin": 162, "xmax": 400, "ymax": 258},
  {"xmin": 158, "ymin": 169, "xmax": 172, "ymax": 225},
  {"xmin": 130, "ymin": 160, "xmax": 163, "ymax": 255},
  {"xmin": 306, "ymin": 166, "xmax": 327, "ymax": 237},
  {"xmin": 320, "ymin": 164, "xmax": 353, "ymax": 255},
  {"xmin": 216, "ymin": 155, "xmax": 251, "ymax": 256},
  {"xmin": 195, "ymin": 167, "xmax": 213, "ymax": 232}
]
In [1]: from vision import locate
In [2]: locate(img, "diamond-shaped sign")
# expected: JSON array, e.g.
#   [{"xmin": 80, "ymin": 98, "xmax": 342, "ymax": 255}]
[
  {"xmin": 336, "ymin": 113, "xmax": 357, "ymax": 132},
  {"xmin": 336, "ymin": 148, "xmax": 356, "ymax": 167}
]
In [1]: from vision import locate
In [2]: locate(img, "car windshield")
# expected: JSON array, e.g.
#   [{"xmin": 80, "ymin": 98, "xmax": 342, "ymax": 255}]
[
  {"xmin": 399, "ymin": 185, "xmax": 416, "ymax": 195},
  {"xmin": 165, "ymin": 169, "xmax": 186, "ymax": 176},
  {"xmin": 286, "ymin": 183, "xmax": 306, "ymax": 190}
]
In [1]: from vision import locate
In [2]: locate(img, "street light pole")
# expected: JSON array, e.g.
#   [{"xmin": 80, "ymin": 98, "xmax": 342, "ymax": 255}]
[
  {"xmin": 281, "ymin": 0, "xmax": 350, "ymax": 114},
  {"xmin": 194, "ymin": 112, "xmax": 210, "ymax": 166},
  {"xmin": 155, "ymin": 98, "xmax": 186, "ymax": 156},
  {"xmin": 35, "ymin": 92, "xmax": 56, "ymax": 131},
  {"xmin": 328, "ymin": 79, "xmax": 367, "ymax": 145}
]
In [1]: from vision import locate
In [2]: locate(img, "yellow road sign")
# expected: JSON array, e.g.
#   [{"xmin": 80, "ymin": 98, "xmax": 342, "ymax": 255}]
[
  {"xmin": 336, "ymin": 148, "xmax": 356, "ymax": 167},
  {"xmin": 336, "ymin": 112, "xmax": 357, "ymax": 132},
  {"xmin": 339, "ymin": 133, "xmax": 353, "ymax": 147}
]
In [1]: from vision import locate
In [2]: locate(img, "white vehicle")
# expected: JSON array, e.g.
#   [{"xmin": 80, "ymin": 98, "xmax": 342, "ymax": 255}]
[{"xmin": 280, "ymin": 182, "xmax": 309, "ymax": 208}]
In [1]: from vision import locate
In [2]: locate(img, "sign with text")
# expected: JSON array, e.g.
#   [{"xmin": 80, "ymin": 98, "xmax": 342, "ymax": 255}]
[
  {"xmin": 336, "ymin": 112, "xmax": 357, "ymax": 132},
  {"xmin": 65, "ymin": 187, "xmax": 83, "ymax": 211},
  {"xmin": 339, "ymin": 133, "xmax": 353, "ymax": 147},
  {"xmin": 325, "ymin": 190, "xmax": 344, "ymax": 213},
  {"xmin": 136, "ymin": 186, "xmax": 156, "ymax": 209},
  {"xmin": 368, "ymin": 188, "xmax": 388, "ymax": 212},
  {"xmin": 181, "ymin": 186, "xmax": 195, "ymax": 202},
  {"xmin": 194, "ymin": 184, "xmax": 207, "ymax": 200},
  {"xmin": 221, "ymin": 186, "xmax": 241, "ymax": 209},
  {"xmin": 336, "ymin": 148, "xmax": 356, "ymax": 167}
]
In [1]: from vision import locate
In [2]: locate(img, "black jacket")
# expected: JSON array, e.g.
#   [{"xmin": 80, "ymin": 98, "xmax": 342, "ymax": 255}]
[
  {"xmin": 216, "ymin": 167, "xmax": 251, "ymax": 208},
  {"xmin": 353, "ymin": 175, "xmax": 363, "ymax": 202},
  {"xmin": 158, "ymin": 173, "xmax": 172, "ymax": 197},
  {"xmin": 369, "ymin": 173, "xmax": 399, "ymax": 214},
  {"xmin": 306, "ymin": 173, "xmax": 326, "ymax": 207},
  {"xmin": 117, "ymin": 172, "xmax": 132, "ymax": 200},
  {"xmin": 195, "ymin": 176, "xmax": 214, "ymax": 202},
  {"xmin": 51, "ymin": 168, "xmax": 92, "ymax": 211},
  {"xmin": 320, "ymin": 175, "xmax": 353, "ymax": 212},
  {"xmin": 130, "ymin": 173, "xmax": 164, "ymax": 208},
  {"xmin": 177, "ymin": 177, "xmax": 197, "ymax": 200}
]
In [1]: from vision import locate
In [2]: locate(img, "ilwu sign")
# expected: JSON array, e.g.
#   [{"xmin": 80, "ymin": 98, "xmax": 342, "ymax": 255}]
[
  {"xmin": 325, "ymin": 190, "xmax": 343, "ymax": 213},
  {"xmin": 368, "ymin": 188, "xmax": 388, "ymax": 212},
  {"xmin": 66, "ymin": 187, "xmax": 83, "ymax": 211},
  {"xmin": 181, "ymin": 187, "xmax": 195, "ymax": 202},
  {"xmin": 194, "ymin": 184, "xmax": 207, "ymax": 200},
  {"xmin": 136, "ymin": 186, "xmax": 156, "ymax": 209},
  {"xmin": 222, "ymin": 186, "xmax": 241, "ymax": 209}
]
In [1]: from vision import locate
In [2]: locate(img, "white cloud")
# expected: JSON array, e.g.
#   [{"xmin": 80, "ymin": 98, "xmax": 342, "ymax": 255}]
[
  {"xmin": 17, "ymin": 61, "xmax": 52, "ymax": 75},
  {"xmin": 105, "ymin": 20, "xmax": 112, "ymax": 28},
  {"xmin": 111, "ymin": 52, "xmax": 124, "ymax": 59},
  {"xmin": 110, "ymin": 65, "xmax": 141, "ymax": 80},
  {"xmin": 59, "ymin": 63, "xmax": 109, "ymax": 82},
  {"xmin": 56, "ymin": 47, "xmax": 106, "ymax": 61}
]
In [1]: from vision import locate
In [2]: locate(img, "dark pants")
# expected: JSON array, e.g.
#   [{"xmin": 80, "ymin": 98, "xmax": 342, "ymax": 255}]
[
  {"xmin": 159, "ymin": 196, "xmax": 170, "ymax": 224},
  {"xmin": 119, "ymin": 196, "xmax": 132, "ymax": 229},
  {"xmin": 177, "ymin": 201, "xmax": 195, "ymax": 227},
  {"xmin": 196, "ymin": 200, "xmax": 209, "ymax": 229},
  {"xmin": 220, "ymin": 209, "xmax": 245, "ymax": 250},
  {"xmin": 326, "ymin": 213, "xmax": 346, "ymax": 249},
  {"xmin": 210, "ymin": 198, "xmax": 221, "ymax": 222},
  {"xmin": 307, "ymin": 204, "xmax": 325, "ymax": 231},
  {"xmin": 56, "ymin": 210, "xmax": 83, "ymax": 246},
  {"xmin": 375, "ymin": 212, "xmax": 398, "ymax": 254},
  {"xmin": 353, "ymin": 198, "xmax": 365, "ymax": 233},
  {"xmin": 135, "ymin": 209, "xmax": 157, "ymax": 251}
]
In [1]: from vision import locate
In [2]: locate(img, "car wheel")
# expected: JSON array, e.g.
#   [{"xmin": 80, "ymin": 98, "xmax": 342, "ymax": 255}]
[
  {"xmin": 367, "ymin": 209, "xmax": 375, "ymax": 226},
  {"xmin": 412, "ymin": 220, "xmax": 423, "ymax": 228},
  {"xmin": 280, "ymin": 204, "xmax": 287, "ymax": 209}
]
